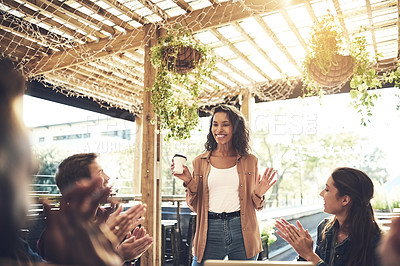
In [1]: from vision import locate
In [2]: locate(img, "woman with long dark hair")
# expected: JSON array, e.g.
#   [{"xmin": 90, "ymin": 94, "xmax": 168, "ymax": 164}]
[
  {"xmin": 173, "ymin": 104, "xmax": 276, "ymax": 265},
  {"xmin": 276, "ymin": 167, "xmax": 381, "ymax": 266}
]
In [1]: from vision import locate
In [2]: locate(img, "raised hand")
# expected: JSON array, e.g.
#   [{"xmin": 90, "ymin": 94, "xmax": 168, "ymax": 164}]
[
  {"xmin": 117, "ymin": 227, "xmax": 154, "ymax": 261},
  {"xmin": 42, "ymin": 178, "xmax": 122, "ymax": 265},
  {"xmin": 275, "ymin": 218, "xmax": 319, "ymax": 263},
  {"xmin": 106, "ymin": 203, "xmax": 146, "ymax": 243},
  {"xmin": 254, "ymin": 168, "xmax": 276, "ymax": 198}
]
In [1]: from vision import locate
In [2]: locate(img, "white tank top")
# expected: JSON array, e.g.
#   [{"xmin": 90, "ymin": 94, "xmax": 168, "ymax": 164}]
[{"xmin": 207, "ymin": 164, "xmax": 240, "ymax": 213}]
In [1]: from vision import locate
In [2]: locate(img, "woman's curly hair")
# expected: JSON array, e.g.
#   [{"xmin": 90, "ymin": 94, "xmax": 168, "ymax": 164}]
[{"xmin": 204, "ymin": 104, "xmax": 250, "ymax": 155}]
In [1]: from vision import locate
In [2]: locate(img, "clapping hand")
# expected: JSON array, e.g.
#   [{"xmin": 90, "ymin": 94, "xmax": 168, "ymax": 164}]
[
  {"xmin": 275, "ymin": 218, "xmax": 318, "ymax": 262},
  {"xmin": 254, "ymin": 168, "xmax": 276, "ymax": 198},
  {"xmin": 117, "ymin": 227, "xmax": 154, "ymax": 261},
  {"xmin": 43, "ymin": 178, "xmax": 122, "ymax": 265},
  {"xmin": 106, "ymin": 203, "xmax": 146, "ymax": 243}
]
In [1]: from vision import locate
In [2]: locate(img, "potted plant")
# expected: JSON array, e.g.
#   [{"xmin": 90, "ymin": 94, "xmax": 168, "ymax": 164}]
[
  {"xmin": 302, "ymin": 13, "xmax": 352, "ymax": 96},
  {"xmin": 302, "ymin": 14, "xmax": 383, "ymax": 125},
  {"xmin": 150, "ymin": 26, "xmax": 216, "ymax": 140},
  {"xmin": 259, "ymin": 219, "xmax": 277, "ymax": 260}
]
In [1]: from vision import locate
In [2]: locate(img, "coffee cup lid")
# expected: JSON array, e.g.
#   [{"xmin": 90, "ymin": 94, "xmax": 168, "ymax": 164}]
[{"xmin": 173, "ymin": 154, "xmax": 187, "ymax": 160}]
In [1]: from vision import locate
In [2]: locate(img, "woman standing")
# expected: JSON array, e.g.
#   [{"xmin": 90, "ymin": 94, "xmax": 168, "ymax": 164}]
[
  {"xmin": 173, "ymin": 104, "xmax": 276, "ymax": 265},
  {"xmin": 276, "ymin": 167, "xmax": 381, "ymax": 266}
]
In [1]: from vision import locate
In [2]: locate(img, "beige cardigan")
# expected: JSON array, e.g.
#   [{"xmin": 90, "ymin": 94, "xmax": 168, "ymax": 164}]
[{"xmin": 184, "ymin": 151, "xmax": 265, "ymax": 263}]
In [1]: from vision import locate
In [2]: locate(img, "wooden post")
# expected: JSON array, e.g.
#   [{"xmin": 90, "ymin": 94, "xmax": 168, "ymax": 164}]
[
  {"xmin": 241, "ymin": 89, "xmax": 251, "ymax": 125},
  {"xmin": 133, "ymin": 117, "xmax": 142, "ymax": 194},
  {"xmin": 140, "ymin": 24, "xmax": 161, "ymax": 266}
]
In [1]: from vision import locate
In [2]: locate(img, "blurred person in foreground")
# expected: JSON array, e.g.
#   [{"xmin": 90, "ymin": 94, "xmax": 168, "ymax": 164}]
[
  {"xmin": 276, "ymin": 167, "xmax": 381, "ymax": 266},
  {"xmin": 38, "ymin": 153, "xmax": 153, "ymax": 265},
  {"xmin": 0, "ymin": 55, "xmax": 121, "ymax": 265},
  {"xmin": 378, "ymin": 216, "xmax": 400, "ymax": 266}
]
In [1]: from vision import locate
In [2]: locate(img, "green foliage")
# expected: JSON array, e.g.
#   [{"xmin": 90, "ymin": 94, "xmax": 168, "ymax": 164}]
[
  {"xmin": 301, "ymin": 14, "xmax": 386, "ymax": 126},
  {"xmin": 150, "ymin": 27, "xmax": 216, "ymax": 141},
  {"xmin": 302, "ymin": 14, "xmax": 346, "ymax": 97},
  {"xmin": 349, "ymin": 34, "xmax": 382, "ymax": 126},
  {"xmin": 384, "ymin": 63, "xmax": 400, "ymax": 110},
  {"xmin": 260, "ymin": 219, "xmax": 277, "ymax": 246}
]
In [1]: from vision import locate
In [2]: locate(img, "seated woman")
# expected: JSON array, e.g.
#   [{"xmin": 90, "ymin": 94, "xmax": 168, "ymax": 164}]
[{"xmin": 276, "ymin": 167, "xmax": 381, "ymax": 266}]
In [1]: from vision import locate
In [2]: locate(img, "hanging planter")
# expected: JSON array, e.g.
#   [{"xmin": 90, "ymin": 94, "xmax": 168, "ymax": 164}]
[
  {"xmin": 302, "ymin": 13, "xmax": 383, "ymax": 125},
  {"xmin": 308, "ymin": 54, "xmax": 353, "ymax": 87},
  {"xmin": 150, "ymin": 27, "xmax": 216, "ymax": 140},
  {"xmin": 302, "ymin": 13, "xmax": 350, "ymax": 95},
  {"xmin": 162, "ymin": 45, "xmax": 203, "ymax": 74}
]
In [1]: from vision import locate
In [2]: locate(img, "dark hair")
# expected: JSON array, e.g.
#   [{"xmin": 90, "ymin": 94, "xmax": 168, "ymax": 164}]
[
  {"xmin": 323, "ymin": 167, "xmax": 380, "ymax": 266},
  {"xmin": 56, "ymin": 153, "xmax": 98, "ymax": 193},
  {"xmin": 204, "ymin": 104, "xmax": 250, "ymax": 155},
  {"xmin": 0, "ymin": 55, "xmax": 32, "ymax": 261}
]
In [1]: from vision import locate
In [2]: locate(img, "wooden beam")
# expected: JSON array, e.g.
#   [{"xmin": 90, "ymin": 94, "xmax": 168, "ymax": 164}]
[
  {"xmin": 137, "ymin": 0, "xmax": 169, "ymax": 20},
  {"xmin": 74, "ymin": 0, "xmax": 134, "ymax": 31},
  {"xmin": 26, "ymin": 0, "xmax": 305, "ymax": 74},
  {"xmin": 3, "ymin": 0, "xmax": 87, "ymax": 41},
  {"xmin": 210, "ymin": 28, "xmax": 271, "ymax": 81},
  {"xmin": 241, "ymin": 88, "xmax": 251, "ymax": 123},
  {"xmin": 25, "ymin": 29, "xmax": 146, "ymax": 75},
  {"xmin": 71, "ymin": 64, "xmax": 143, "ymax": 95},
  {"xmin": 232, "ymin": 22, "xmax": 282, "ymax": 73},
  {"xmin": 133, "ymin": 117, "xmax": 143, "ymax": 194},
  {"xmin": 91, "ymin": 60, "xmax": 144, "ymax": 85},
  {"xmin": 171, "ymin": 0, "xmax": 193, "ymax": 12},
  {"xmin": 45, "ymin": 71, "xmax": 141, "ymax": 110},
  {"xmin": 215, "ymin": 53, "xmax": 256, "ymax": 84},
  {"xmin": 100, "ymin": 0, "xmax": 147, "ymax": 25},
  {"xmin": 397, "ymin": 0, "xmax": 400, "ymax": 58},
  {"xmin": 0, "ymin": 28, "xmax": 51, "ymax": 55},
  {"xmin": 253, "ymin": 14, "xmax": 302, "ymax": 73},
  {"xmin": 280, "ymin": 8, "xmax": 309, "ymax": 53},
  {"xmin": 0, "ymin": 10, "xmax": 71, "ymax": 46},
  {"xmin": 0, "ymin": 38, "xmax": 39, "ymax": 60},
  {"xmin": 214, "ymin": 68, "xmax": 243, "ymax": 88},
  {"xmin": 20, "ymin": 0, "xmax": 112, "ymax": 38},
  {"xmin": 365, "ymin": 0, "xmax": 378, "ymax": 57},
  {"xmin": 140, "ymin": 23, "xmax": 160, "ymax": 266},
  {"xmin": 304, "ymin": 1, "xmax": 318, "ymax": 24},
  {"xmin": 332, "ymin": 0, "xmax": 351, "ymax": 44}
]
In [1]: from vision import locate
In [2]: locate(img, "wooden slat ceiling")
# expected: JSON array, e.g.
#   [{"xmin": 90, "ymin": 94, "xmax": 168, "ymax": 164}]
[{"xmin": 0, "ymin": 0, "xmax": 398, "ymax": 115}]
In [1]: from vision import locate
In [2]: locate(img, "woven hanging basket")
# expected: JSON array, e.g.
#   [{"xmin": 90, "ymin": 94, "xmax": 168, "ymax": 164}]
[
  {"xmin": 162, "ymin": 46, "xmax": 202, "ymax": 74},
  {"xmin": 308, "ymin": 54, "xmax": 354, "ymax": 87}
]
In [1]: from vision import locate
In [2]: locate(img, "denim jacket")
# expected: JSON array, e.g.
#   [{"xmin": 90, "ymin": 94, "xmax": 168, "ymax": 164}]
[{"xmin": 299, "ymin": 218, "xmax": 381, "ymax": 266}]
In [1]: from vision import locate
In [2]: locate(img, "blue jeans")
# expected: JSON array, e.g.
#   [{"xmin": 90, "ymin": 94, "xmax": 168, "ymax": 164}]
[{"xmin": 191, "ymin": 216, "xmax": 258, "ymax": 266}]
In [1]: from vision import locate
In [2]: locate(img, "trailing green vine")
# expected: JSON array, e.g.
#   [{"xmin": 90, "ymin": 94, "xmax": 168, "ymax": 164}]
[
  {"xmin": 149, "ymin": 27, "xmax": 216, "ymax": 140},
  {"xmin": 349, "ymin": 33, "xmax": 382, "ymax": 126}
]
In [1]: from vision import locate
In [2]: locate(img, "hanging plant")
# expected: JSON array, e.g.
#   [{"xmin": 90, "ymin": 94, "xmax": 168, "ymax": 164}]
[
  {"xmin": 302, "ymin": 14, "xmax": 382, "ymax": 126},
  {"xmin": 150, "ymin": 27, "xmax": 216, "ymax": 140},
  {"xmin": 302, "ymin": 13, "xmax": 350, "ymax": 96},
  {"xmin": 348, "ymin": 32, "xmax": 382, "ymax": 126},
  {"xmin": 384, "ymin": 62, "xmax": 400, "ymax": 110}
]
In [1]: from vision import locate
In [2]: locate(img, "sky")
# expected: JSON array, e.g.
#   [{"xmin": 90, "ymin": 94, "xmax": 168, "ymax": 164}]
[{"xmin": 23, "ymin": 95, "xmax": 109, "ymax": 127}]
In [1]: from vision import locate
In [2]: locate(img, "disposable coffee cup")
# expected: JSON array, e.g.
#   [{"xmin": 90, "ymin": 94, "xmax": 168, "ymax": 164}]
[{"xmin": 173, "ymin": 154, "xmax": 187, "ymax": 174}]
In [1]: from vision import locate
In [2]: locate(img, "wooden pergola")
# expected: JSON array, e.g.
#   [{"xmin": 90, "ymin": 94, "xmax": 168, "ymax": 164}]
[{"xmin": 1, "ymin": 0, "xmax": 399, "ymax": 264}]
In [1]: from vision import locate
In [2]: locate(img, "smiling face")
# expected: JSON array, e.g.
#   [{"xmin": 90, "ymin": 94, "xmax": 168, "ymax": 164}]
[
  {"xmin": 212, "ymin": 112, "xmax": 233, "ymax": 146},
  {"xmin": 320, "ymin": 176, "xmax": 348, "ymax": 216},
  {"xmin": 88, "ymin": 159, "xmax": 110, "ymax": 188}
]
